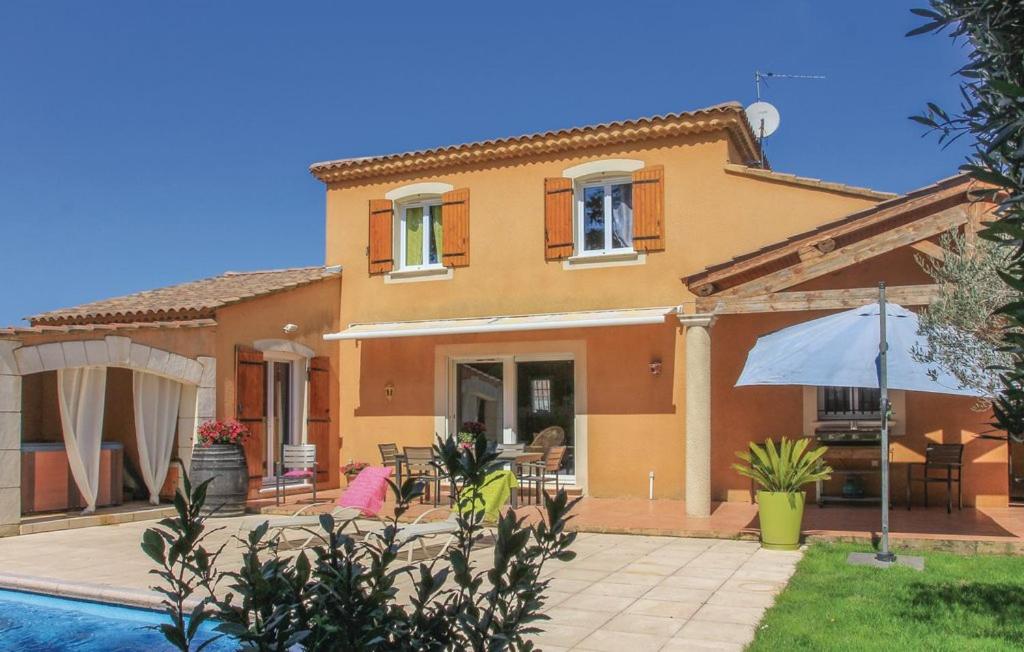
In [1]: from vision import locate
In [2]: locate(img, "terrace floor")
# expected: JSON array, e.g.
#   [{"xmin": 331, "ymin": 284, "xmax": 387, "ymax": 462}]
[{"xmin": 255, "ymin": 488, "xmax": 1024, "ymax": 553}]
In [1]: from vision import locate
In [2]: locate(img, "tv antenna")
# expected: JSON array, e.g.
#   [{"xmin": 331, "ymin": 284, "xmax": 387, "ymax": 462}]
[{"xmin": 746, "ymin": 70, "xmax": 826, "ymax": 167}]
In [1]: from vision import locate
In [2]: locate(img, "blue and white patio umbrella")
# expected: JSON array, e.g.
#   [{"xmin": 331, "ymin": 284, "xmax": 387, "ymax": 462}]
[
  {"xmin": 736, "ymin": 302, "xmax": 985, "ymax": 398},
  {"xmin": 734, "ymin": 288, "xmax": 986, "ymax": 565}
]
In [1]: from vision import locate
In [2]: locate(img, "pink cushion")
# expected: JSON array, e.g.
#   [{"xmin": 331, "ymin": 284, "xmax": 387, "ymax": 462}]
[
  {"xmin": 283, "ymin": 469, "xmax": 314, "ymax": 478},
  {"xmin": 337, "ymin": 466, "xmax": 393, "ymax": 516}
]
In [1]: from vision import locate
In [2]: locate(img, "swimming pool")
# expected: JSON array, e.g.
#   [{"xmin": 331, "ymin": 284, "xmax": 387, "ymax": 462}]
[{"xmin": 0, "ymin": 589, "xmax": 237, "ymax": 651}]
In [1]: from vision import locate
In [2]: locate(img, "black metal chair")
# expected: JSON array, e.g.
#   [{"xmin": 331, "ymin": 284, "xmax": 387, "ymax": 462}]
[{"xmin": 906, "ymin": 443, "xmax": 964, "ymax": 513}]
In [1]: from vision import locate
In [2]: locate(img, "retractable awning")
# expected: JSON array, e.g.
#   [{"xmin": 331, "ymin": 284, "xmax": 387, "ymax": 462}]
[{"xmin": 324, "ymin": 306, "xmax": 678, "ymax": 341}]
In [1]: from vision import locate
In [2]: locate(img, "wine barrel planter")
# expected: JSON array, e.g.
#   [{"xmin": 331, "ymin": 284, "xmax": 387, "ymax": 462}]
[{"xmin": 190, "ymin": 444, "xmax": 249, "ymax": 517}]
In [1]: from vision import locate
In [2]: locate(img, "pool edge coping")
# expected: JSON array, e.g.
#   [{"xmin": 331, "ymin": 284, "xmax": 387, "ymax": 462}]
[{"xmin": 0, "ymin": 571, "xmax": 203, "ymax": 612}]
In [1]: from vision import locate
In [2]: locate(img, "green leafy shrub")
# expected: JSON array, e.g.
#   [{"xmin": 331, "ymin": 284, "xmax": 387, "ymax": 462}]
[{"xmin": 142, "ymin": 434, "xmax": 578, "ymax": 651}]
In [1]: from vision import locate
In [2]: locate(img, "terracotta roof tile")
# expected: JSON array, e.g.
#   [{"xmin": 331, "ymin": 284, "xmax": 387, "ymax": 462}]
[
  {"xmin": 309, "ymin": 102, "xmax": 764, "ymax": 183},
  {"xmin": 29, "ymin": 266, "xmax": 340, "ymax": 326}
]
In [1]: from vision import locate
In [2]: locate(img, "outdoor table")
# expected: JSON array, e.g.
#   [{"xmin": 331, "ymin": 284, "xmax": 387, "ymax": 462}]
[{"xmin": 392, "ymin": 449, "xmax": 541, "ymax": 508}]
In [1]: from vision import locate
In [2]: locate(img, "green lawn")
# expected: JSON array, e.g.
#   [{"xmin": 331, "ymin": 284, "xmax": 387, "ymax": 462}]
[{"xmin": 749, "ymin": 542, "xmax": 1024, "ymax": 651}]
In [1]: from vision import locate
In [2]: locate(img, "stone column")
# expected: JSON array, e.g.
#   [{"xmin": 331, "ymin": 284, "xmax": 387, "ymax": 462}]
[
  {"xmin": 679, "ymin": 315, "xmax": 714, "ymax": 518},
  {"xmin": 0, "ymin": 340, "xmax": 22, "ymax": 537}
]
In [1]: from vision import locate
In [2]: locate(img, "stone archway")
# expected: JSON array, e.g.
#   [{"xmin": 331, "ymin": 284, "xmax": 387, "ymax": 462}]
[{"xmin": 0, "ymin": 335, "xmax": 215, "ymax": 535}]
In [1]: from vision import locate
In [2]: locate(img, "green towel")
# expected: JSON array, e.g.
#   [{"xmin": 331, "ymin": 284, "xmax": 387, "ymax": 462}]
[{"xmin": 458, "ymin": 470, "xmax": 518, "ymax": 522}]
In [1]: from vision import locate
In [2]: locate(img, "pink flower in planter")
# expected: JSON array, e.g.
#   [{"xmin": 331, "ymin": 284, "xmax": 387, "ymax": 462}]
[{"xmin": 197, "ymin": 419, "xmax": 251, "ymax": 447}]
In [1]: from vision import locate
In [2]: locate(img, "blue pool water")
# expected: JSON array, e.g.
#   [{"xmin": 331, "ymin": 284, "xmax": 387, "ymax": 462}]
[{"xmin": 0, "ymin": 589, "xmax": 237, "ymax": 651}]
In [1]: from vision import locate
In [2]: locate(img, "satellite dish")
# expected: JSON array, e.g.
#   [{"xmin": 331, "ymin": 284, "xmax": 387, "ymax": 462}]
[{"xmin": 745, "ymin": 101, "xmax": 780, "ymax": 138}]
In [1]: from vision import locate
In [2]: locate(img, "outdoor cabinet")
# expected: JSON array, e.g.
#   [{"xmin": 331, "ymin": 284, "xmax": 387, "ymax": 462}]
[{"xmin": 20, "ymin": 442, "xmax": 124, "ymax": 513}]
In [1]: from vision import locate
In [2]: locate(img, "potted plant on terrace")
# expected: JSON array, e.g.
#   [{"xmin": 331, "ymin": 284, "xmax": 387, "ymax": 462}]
[
  {"xmin": 733, "ymin": 437, "xmax": 832, "ymax": 551},
  {"xmin": 190, "ymin": 419, "xmax": 250, "ymax": 517},
  {"xmin": 457, "ymin": 420, "xmax": 487, "ymax": 450},
  {"xmin": 341, "ymin": 461, "xmax": 369, "ymax": 483}
]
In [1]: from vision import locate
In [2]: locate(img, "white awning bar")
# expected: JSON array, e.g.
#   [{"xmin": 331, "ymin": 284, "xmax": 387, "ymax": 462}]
[{"xmin": 324, "ymin": 306, "xmax": 678, "ymax": 341}]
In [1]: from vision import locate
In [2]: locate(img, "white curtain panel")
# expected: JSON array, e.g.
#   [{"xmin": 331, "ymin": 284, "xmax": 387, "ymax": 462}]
[
  {"xmin": 57, "ymin": 367, "xmax": 107, "ymax": 514},
  {"xmin": 133, "ymin": 372, "xmax": 182, "ymax": 505}
]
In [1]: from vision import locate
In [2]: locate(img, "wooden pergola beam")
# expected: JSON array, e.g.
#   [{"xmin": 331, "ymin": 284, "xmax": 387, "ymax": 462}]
[
  {"xmin": 697, "ymin": 284, "xmax": 941, "ymax": 314},
  {"xmin": 910, "ymin": 240, "xmax": 946, "ymax": 261},
  {"xmin": 718, "ymin": 206, "xmax": 968, "ymax": 297}
]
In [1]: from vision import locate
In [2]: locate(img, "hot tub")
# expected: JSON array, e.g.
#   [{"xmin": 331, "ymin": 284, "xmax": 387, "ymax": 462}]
[{"xmin": 20, "ymin": 442, "xmax": 123, "ymax": 513}]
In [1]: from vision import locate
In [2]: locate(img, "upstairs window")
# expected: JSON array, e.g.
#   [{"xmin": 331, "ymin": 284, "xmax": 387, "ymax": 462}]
[
  {"xmin": 817, "ymin": 386, "xmax": 881, "ymax": 420},
  {"xmin": 399, "ymin": 200, "xmax": 443, "ymax": 270},
  {"xmin": 578, "ymin": 178, "xmax": 633, "ymax": 254}
]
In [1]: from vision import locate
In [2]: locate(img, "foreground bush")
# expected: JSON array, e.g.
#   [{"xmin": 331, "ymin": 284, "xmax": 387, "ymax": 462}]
[{"xmin": 142, "ymin": 435, "xmax": 577, "ymax": 651}]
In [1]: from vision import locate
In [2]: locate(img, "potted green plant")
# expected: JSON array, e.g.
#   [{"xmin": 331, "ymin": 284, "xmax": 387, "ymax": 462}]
[{"xmin": 733, "ymin": 437, "xmax": 832, "ymax": 551}]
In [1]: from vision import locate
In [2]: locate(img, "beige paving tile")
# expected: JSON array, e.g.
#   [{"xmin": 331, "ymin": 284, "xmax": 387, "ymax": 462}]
[
  {"xmin": 544, "ymin": 606, "xmax": 614, "ymax": 629},
  {"xmin": 658, "ymin": 574, "xmax": 727, "ymax": 590},
  {"xmin": 674, "ymin": 564, "xmax": 737, "ymax": 580},
  {"xmin": 574, "ymin": 628, "xmax": 670, "ymax": 651},
  {"xmin": 642, "ymin": 585, "xmax": 714, "ymax": 603},
  {"xmin": 531, "ymin": 623, "xmax": 594, "ymax": 648},
  {"xmin": 578, "ymin": 581, "xmax": 652, "ymax": 599},
  {"xmin": 661, "ymin": 638, "xmax": 745, "ymax": 651},
  {"xmin": 550, "ymin": 567, "xmax": 610, "ymax": 582},
  {"xmin": 602, "ymin": 612, "xmax": 686, "ymax": 637},
  {"xmin": 621, "ymin": 561, "xmax": 682, "ymax": 576},
  {"xmin": 706, "ymin": 589, "xmax": 779, "ymax": 609},
  {"xmin": 674, "ymin": 619, "xmax": 757, "ymax": 645},
  {"xmin": 546, "ymin": 577, "xmax": 593, "ymax": 594},
  {"xmin": 718, "ymin": 577, "xmax": 786, "ymax": 594},
  {"xmin": 624, "ymin": 598, "xmax": 702, "ymax": 619},
  {"xmin": 602, "ymin": 571, "xmax": 663, "ymax": 587},
  {"xmin": 539, "ymin": 590, "xmax": 574, "ymax": 611},
  {"xmin": 691, "ymin": 603, "xmax": 766, "ymax": 626},
  {"xmin": 561, "ymin": 593, "xmax": 638, "ymax": 613}
]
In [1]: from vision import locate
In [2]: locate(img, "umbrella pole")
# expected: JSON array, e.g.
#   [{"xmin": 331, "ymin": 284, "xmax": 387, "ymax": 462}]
[{"xmin": 877, "ymin": 282, "xmax": 895, "ymax": 563}]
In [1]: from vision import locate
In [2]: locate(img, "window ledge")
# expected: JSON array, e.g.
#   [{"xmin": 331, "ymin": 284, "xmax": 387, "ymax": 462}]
[
  {"xmin": 563, "ymin": 251, "xmax": 645, "ymax": 270},
  {"xmin": 384, "ymin": 267, "xmax": 452, "ymax": 284}
]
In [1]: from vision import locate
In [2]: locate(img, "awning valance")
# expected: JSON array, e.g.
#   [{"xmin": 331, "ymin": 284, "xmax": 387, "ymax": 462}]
[{"xmin": 324, "ymin": 306, "xmax": 677, "ymax": 341}]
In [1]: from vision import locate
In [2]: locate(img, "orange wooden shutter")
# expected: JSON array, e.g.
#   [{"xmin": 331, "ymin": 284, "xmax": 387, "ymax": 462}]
[
  {"xmin": 235, "ymin": 345, "xmax": 266, "ymax": 497},
  {"xmin": 544, "ymin": 177, "xmax": 574, "ymax": 260},
  {"xmin": 307, "ymin": 356, "xmax": 331, "ymax": 483},
  {"xmin": 632, "ymin": 165, "xmax": 665, "ymax": 252},
  {"xmin": 441, "ymin": 188, "xmax": 470, "ymax": 267},
  {"xmin": 368, "ymin": 198, "xmax": 394, "ymax": 274}
]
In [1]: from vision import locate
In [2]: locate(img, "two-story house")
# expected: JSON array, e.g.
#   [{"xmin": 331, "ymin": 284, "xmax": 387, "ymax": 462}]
[{"xmin": 0, "ymin": 101, "xmax": 1008, "ymax": 537}]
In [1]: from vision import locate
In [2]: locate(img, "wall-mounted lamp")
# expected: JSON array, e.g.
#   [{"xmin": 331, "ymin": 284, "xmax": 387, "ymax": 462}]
[
  {"xmin": 282, "ymin": 323, "xmax": 299, "ymax": 334},
  {"xmin": 649, "ymin": 360, "xmax": 663, "ymax": 376},
  {"xmin": 384, "ymin": 382, "xmax": 395, "ymax": 402}
]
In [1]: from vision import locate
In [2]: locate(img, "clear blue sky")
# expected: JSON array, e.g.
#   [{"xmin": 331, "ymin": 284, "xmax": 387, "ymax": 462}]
[{"xmin": 0, "ymin": 1, "xmax": 969, "ymax": 326}]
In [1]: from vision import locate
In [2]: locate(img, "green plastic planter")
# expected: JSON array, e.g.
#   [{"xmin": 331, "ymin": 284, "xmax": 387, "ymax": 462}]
[{"xmin": 757, "ymin": 490, "xmax": 805, "ymax": 551}]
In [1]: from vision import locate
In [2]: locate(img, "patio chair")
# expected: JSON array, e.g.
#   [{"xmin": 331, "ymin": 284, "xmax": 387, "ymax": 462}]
[
  {"xmin": 240, "ymin": 465, "xmax": 393, "ymax": 548},
  {"xmin": 906, "ymin": 443, "xmax": 964, "ymax": 514},
  {"xmin": 403, "ymin": 446, "xmax": 442, "ymax": 506},
  {"xmin": 517, "ymin": 445, "xmax": 567, "ymax": 505},
  {"xmin": 528, "ymin": 426, "xmax": 565, "ymax": 453},
  {"xmin": 378, "ymin": 469, "xmax": 517, "ymax": 562},
  {"xmin": 275, "ymin": 444, "xmax": 318, "ymax": 506},
  {"xmin": 379, "ymin": 442, "xmax": 399, "ymax": 468}
]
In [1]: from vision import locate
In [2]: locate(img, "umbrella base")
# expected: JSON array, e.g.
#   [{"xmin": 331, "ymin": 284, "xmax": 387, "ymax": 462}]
[{"xmin": 846, "ymin": 551, "xmax": 924, "ymax": 571}]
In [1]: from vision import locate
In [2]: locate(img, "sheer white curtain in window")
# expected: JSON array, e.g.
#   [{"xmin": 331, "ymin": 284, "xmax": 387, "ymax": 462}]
[
  {"xmin": 133, "ymin": 372, "xmax": 182, "ymax": 505},
  {"xmin": 57, "ymin": 367, "xmax": 107, "ymax": 514}
]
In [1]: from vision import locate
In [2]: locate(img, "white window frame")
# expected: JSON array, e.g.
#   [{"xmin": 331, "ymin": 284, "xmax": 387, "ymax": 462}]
[
  {"xmin": 397, "ymin": 198, "xmax": 444, "ymax": 271},
  {"xmin": 575, "ymin": 176, "xmax": 634, "ymax": 257}
]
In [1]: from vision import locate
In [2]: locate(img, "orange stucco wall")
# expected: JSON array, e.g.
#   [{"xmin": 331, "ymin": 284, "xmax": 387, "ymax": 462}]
[
  {"xmin": 214, "ymin": 277, "xmax": 342, "ymax": 488},
  {"xmin": 15, "ymin": 327, "xmax": 216, "ymax": 357},
  {"xmin": 338, "ymin": 323, "xmax": 684, "ymax": 498},
  {"xmin": 709, "ymin": 245, "xmax": 1008, "ymax": 508},
  {"xmin": 322, "ymin": 129, "xmax": 885, "ymax": 496},
  {"xmin": 324, "ymin": 134, "xmax": 881, "ymax": 326}
]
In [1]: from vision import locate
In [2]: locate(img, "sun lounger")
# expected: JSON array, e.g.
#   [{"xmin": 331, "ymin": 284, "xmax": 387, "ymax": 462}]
[{"xmin": 239, "ymin": 465, "xmax": 393, "ymax": 547}]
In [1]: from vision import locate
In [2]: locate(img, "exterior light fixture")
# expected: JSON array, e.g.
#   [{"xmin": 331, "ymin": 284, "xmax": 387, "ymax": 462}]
[
  {"xmin": 649, "ymin": 360, "xmax": 662, "ymax": 376},
  {"xmin": 384, "ymin": 382, "xmax": 395, "ymax": 402},
  {"xmin": 282, "ymin": 323, "xmax": 299, "ymax": 334}
]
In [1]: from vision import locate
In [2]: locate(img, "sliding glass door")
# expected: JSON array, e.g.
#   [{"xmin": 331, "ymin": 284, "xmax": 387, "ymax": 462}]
[
  {"xmin": 516, "ymin": 360, "xmax": 575, "ymax": 474},
  {"xmin": 450, "ymin": 355, "xmax": 576, "ymax": 476},
  {"xmin": 454, "ymin": 361, "xmax": 504, "ymax": 446}
]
